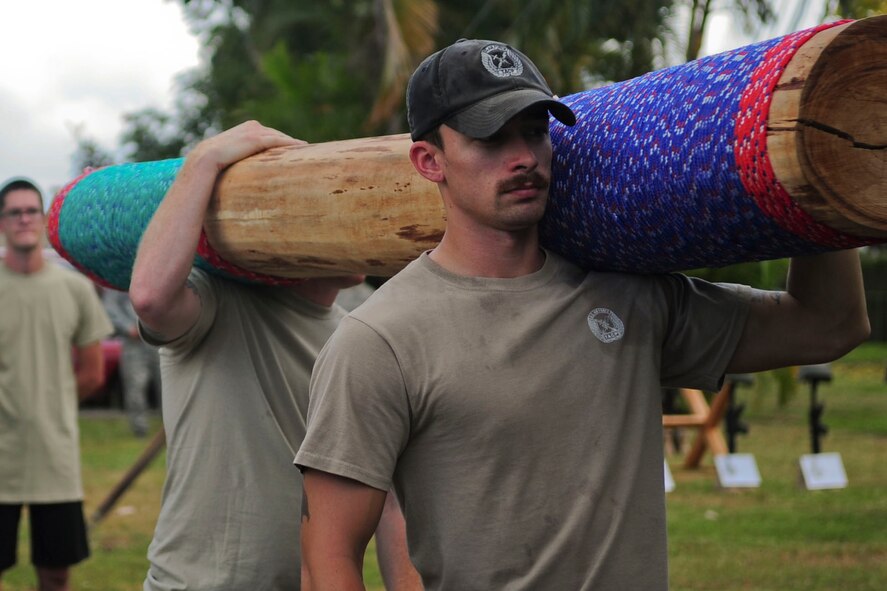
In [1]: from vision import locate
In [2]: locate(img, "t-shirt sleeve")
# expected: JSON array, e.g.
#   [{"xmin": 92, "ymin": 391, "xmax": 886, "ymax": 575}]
[
  {"xmin": 295, "ymin": 316, "xmax": 410, "ymax": 492},
  {"xmin": 658, "ymin": 274, "xmax": 751, "ymax": 391}
]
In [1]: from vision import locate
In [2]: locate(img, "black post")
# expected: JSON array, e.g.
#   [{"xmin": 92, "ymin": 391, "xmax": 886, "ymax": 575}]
[
  {"xmin": 724, "ymin": 374, "xmax": 753, "ymax": 453},
  {"xmin": 797, "ymin": 364, "xmax": 832, "ymax": 455},
  {"xmin": 661, "ymin": 388, "xmax": 683, "ymax": 453},
  {"xmin": 90, "ymin": 428, "xmax": 166, "ymax": 527}
]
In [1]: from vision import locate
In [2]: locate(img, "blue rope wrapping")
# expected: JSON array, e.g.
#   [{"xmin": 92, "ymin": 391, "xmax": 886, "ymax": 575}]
[{"xmin": 542, "ymin": 33, "xmax": 848, "ymax": 274}]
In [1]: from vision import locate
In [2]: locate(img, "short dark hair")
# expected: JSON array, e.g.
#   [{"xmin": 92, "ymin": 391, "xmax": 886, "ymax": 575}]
[
  {"xmin": 0, "ymin": 178, "xmax": 43, "ymax": 211},
  {"xmin": 421, "ymin": 126, "xmax": 444, "ymax": 149}
]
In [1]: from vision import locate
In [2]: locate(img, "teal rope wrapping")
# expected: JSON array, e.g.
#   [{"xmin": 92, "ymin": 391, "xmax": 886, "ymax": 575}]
[{"xmin": 52, "ymin": 160, "xmax": 182, "ymax": 290}]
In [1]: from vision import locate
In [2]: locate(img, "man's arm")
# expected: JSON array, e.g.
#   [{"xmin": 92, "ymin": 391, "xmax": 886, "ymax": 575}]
[
  {"xmin": 301, "ymin": 469, "xmax": 388, "ymax": 590},
  {"xmin": 129, "ymin": 121, "xmax": 302, "ymax": 340},
  {"xmin": 727, "ymin": 249, "xmax": 870, "ymax": 373},
  {"xmin": 74, "ymin": 341, "xmax": 105, "ymax": 401},
  {"xmin": 375, "ymin": 492, "xmax": 422, "ymax": 590}
]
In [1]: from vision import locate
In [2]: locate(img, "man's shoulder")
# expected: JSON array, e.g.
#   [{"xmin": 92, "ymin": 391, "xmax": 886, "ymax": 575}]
[
  {"xmin": 191, "ymin": 267, "xmax": 272, "ymax": 302},
  {"xmin": 44, "ymin": 261, "xmax": 100, "ymax": 292},
  {"xmin": 350, "ymin": 261, "xmax": 426, "ymax": 317}
]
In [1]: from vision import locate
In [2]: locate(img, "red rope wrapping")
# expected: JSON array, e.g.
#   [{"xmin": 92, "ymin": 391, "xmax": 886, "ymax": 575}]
[
  {"xmin": 735, "ymin": 20, "xmax": 866, "ymax": 249},
  {"xmin": 46, "ymin": 167, "xmax": 117, "ymax": 288},
  {"xmin": 196, "ymin": 232, "xmax": 305, "ymax": 287}
]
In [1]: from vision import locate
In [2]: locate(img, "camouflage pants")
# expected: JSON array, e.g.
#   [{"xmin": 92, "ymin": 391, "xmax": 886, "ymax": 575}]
[{"xmin": 120, "ymin": 341, "xmax": 161, "ymax": 436}]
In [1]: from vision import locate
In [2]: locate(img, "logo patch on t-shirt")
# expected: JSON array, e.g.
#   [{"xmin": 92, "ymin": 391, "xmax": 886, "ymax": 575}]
[{"xmin": 587, "ymin": 308, "xmax": 624, "ymax": 343}]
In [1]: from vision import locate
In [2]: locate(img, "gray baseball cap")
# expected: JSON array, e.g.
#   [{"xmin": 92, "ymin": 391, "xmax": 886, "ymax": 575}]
[{"xmin": 406, "ymin": 39, "xmax": 576, "ymax": 141}]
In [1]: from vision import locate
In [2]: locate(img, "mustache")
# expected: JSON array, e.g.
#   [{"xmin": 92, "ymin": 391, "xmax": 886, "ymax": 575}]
[{"xmin": 497, "ymin": 172, "xmax": 550, "ymax": 194}]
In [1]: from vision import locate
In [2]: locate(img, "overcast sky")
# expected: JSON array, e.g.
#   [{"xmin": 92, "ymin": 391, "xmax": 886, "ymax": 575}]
[
  {"xmin": 0, "ymin": 0, "xmax": 829, "ymax": 201},
  {"xmin": 0, "ymin": 0, "xmax": 200, "ymax": 197}
]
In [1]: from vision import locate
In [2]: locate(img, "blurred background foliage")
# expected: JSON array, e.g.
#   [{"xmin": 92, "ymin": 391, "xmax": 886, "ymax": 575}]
[
  {"xmin": 74, "ymin": 0, "xmax": 883, "ymax": 166},
  {"xmin": 72, "ymin": 0, "xmax": 887, "ymax": 349}
]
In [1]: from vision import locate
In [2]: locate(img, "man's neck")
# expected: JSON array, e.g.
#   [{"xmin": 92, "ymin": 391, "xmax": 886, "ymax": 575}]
[
  {"xmin": 429, "ymin": 225, "xmax": 544, "ymax": 278},
  {"xmin": 3, "ymin": 246, "xmax": 44, "ymax": 275},
  {"xmin": 287, "ymin": 280, "xmax": 340, "ymax": 307}
]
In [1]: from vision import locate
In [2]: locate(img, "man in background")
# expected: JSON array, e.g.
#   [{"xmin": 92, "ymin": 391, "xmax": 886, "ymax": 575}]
[{"xmin": 0, "ymin": 178, "xmax": 113, "ymax": 591}]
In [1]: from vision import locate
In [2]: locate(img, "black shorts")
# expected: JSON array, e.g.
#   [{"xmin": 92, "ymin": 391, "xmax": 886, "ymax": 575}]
[{"xmin": 0, "ymin": 502, "xmax": 90, "ymax": 571}]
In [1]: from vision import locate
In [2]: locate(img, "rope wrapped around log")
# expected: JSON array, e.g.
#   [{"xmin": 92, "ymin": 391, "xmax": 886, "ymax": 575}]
[{"xmin": 48, "ymin": 16, "xmax": 887, "ymax": 290}]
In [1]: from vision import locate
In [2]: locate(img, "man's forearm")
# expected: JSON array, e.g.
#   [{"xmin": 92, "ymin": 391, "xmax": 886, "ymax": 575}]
[
  {"xmin": 302, "ymin": 559, "xmax": 367, "ymax": 591},
  {"xmin": 375, "ymin": 493, "xmax": 422, "ymax": 590},
  {"xmin": 786, "ymin": 249, "xmax": 870, "ymax": 349},
  {"xmin": 75, "ymin": 370, "xmax": 103, "ymax": 401},
  {"xmin": 130, "ymin": 152, "xmax": 219, "ymax": 309},
  {"xmin": 74, "ymin": 343, "xmax": 105, "ymax": 401},
  {"xmin": 301, "ymin": 470, "xmax": 388, "ymax": 591},
  {"xmin": 728, "ymin": 248, "xmax": 871, "ymax": 373}
]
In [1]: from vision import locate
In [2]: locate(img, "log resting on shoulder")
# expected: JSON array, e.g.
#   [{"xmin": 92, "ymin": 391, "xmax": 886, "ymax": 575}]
[{"xmin": 48, "ymin": 16, "xmax": 887, "ymax": 288}]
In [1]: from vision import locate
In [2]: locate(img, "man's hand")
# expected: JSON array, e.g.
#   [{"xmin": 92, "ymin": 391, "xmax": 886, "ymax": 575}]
[
  {"xmin": 186, "ymin": 120, "xmax": 305, "ymax": 173},
  {"xmin": 130, "ymin": 121, "xmax": 305, "ymax": 342}
]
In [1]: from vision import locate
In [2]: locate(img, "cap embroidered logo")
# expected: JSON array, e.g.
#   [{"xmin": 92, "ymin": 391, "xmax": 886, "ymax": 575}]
[{"xmin": 481, "ymin": 44, "xmax": 524, "ymax": 78}]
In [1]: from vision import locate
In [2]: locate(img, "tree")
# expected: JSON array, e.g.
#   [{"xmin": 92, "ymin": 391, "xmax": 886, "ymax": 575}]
[
  {"xmin": 450, "ymin": 0, "xmax": 673, "ymax": 93},
  {"xmin": 120, "ymin": 109, "xmax": 189, "ymax": 163},
  {"xmin": 69, "ymin": 124, "xmax": 115, "ymax": 174},
  {"xmin": 828, "ymin": 0, "xmax": 887, "ymax": 17},
  {"xmin": 172, "ymin": 0, "xmax": 438, "ymax": 141},
  {"xmin": 684, "ymin": 0, "xmax": 774, "ymax": 61},
  {"xmin": 108, "ymin": 0, "xmax": 682, "ymax": 157},
  {"xmin": 75, "ymin": 0, "xmax": 792, "ymax": 164}
]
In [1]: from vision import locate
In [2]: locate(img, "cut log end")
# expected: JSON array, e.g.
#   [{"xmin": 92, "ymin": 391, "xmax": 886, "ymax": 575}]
[
  {"xmin": 797, "ymin": 16, "xmax": 887, "ymax": 238},
  {"xmin": 768, "ymin": 16, "xmax": 887, "ymax": 240}
]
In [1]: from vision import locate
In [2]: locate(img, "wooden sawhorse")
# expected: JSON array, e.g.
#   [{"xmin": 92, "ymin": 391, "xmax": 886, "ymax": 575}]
[{"xmin": 662, "ymin": 384, "xmax": 731, "ymax": 469}]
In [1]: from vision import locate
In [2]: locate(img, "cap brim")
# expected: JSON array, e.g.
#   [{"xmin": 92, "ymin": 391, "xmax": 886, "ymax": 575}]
[{"xmin": 447, "ymin": 89, "xmax": 576, "ymax": 139}]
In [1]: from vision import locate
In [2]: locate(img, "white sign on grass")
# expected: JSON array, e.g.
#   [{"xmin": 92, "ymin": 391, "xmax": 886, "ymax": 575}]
[
  {"xmin": 664, "ymin": 460, "xmax": 675, "ymax": 493},
  {"xmin": 799, "ymin": 452, "xmax": 848, "ymax": 490},
  {"xmin": 715, "ymin": 453, "xmax": 761, "ymax": 488}
]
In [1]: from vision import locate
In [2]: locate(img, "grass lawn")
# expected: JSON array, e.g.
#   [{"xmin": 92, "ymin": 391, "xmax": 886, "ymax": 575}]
[
  {"xmin": 665, "ymin": 342, "xmax": 887, "ymax": 591},
  {"xmin": 3, "ymin": 343, "xmax": 885, "ymax": 590}
]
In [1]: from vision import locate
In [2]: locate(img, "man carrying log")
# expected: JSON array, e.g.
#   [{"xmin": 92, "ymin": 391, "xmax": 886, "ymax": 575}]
[
  {"xmin": 296, "ymin": 39, "xmax": 870, "ymax": 589},
  {"xmin": 129, "ymin": 123, "xmax": 421, "ymax": 590}
]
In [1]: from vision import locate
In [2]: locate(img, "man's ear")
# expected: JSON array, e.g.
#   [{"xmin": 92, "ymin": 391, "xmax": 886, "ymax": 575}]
[{"xmin": 409, "ymin": 141, "xmax": 445, "ymax": 183}]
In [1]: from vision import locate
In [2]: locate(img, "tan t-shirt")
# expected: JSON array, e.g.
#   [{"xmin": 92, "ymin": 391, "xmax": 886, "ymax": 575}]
[
  {"xmin": 144, "ymin": 270, "xmax": 345, "ymax": 591},
  {"xmin": 297, "ymin": 251, "xmax": 750, "ymax": 591},
  {"xmin": 0, "ymin": 262, "xmax": 113, "ymax": 503}
]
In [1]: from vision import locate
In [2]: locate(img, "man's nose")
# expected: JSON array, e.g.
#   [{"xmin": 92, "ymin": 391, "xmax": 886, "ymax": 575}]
[{"xmin": 508, "ymin": 137, "xmax": 539, "ymax": 171}]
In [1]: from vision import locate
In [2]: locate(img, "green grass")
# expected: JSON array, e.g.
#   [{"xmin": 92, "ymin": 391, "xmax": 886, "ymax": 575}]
[
  {"xmin": 667, "ymin": 342, "xmax": 887, "ymax": 591},
  {"xmin": 3, "ymin": 343, "xmax": 885, "ymax": 590},
  {"xmin": 1, "ymin": 414, "xmax": 385, "ymax": 591}
]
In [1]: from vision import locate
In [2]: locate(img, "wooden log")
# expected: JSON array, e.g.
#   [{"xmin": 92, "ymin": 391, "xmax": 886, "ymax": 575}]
[
  {"xmin": 202, "ymin": 16, "xmax": 887, "ymax": 279},
  {"xmin": 48, "ymin": 16, "xmax": 887, "ymax": 289},
  {"xmin": 206, "ymin": 134, "xmax": 442, "ymax": 278}
]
